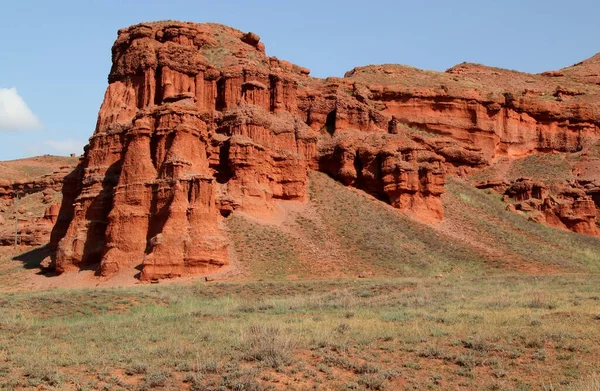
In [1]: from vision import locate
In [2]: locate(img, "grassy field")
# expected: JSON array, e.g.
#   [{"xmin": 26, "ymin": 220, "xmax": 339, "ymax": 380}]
[
  {"xmin": 0, "ymin": 275, "xmax": 599, "ymax": 390},
  {"xmin": 1, "ymin": 172, "xmax": 599, "ymax": 390}
]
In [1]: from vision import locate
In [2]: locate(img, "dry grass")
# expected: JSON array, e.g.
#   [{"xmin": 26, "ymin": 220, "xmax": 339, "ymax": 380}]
[
  {"xmin": 444, "ymin": 178, "xmax": 600, "ymax": 272},
  {"xmin": 0, "ymin": 155, "xmax": 78, "ymax": 182},
  {"xmin": 0, "ymin": 275, "xmax": 598, "ymax": 390},
  {"xmin": 226, "ymin": 172, "xmax": 600, "ymax": 282},
  {"xmin": 470, "ymin": 153, "xmax": 579, "ymax": 185}
]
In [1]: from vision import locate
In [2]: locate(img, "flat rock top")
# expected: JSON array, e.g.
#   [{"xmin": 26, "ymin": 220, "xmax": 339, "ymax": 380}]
[{"xmin": 344, "ymin": 56, "xmax": 600, "ymax": 105}]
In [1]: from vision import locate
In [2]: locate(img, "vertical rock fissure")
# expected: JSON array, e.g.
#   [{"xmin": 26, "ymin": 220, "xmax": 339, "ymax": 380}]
[
  {"xmin": 353, "ymin": 150, "xmax": 363, "ymax": 187},
  {"xmin": 154, "ymin": 66, "xmax": 163, "ymax": 105},
  {"xmin": 215, "ymin": 140, "xmax": 233, "ymax": 184},
  {"xmin": 325, "ymin": 109, "xmax": 337, "ymax": 135},
  {"xmin": 216, "ymin": 77, "xmax": 226, "ymax": 111}
]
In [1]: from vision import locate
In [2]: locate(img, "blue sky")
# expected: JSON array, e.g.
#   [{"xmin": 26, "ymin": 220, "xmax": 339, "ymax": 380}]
[{"xmin": 1, "ymin": 0, "xmax": 598, "ymax": 161}]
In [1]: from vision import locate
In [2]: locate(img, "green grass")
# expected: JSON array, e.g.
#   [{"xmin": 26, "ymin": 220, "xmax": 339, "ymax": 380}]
[
  {"xmin": 227, "ymin": 172, "xmax": 489, "ymax": 280},
  {"xmin": 470, "ymin": 153, "xmax": 577, "ymax": 185},
  {"xmin": 0, "ymin": 275, "xmax": 599, "ymax": 390},
  {"xmin": 506, "ymin": 154, "xmax": 576, "ymax": 184},
  {"xmin": 305, "ymin": 172, "xmax": 486, "ymax": 276}
]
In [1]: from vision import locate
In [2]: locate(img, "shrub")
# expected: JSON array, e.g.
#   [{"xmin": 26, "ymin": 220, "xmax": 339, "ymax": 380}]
[{"xmin": 241, "ymin": 325, "xmax": 295, "ymax": 368}]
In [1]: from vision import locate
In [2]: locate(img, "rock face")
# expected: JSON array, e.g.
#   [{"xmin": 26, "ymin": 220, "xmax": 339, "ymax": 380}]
[
  {"xmin": 49, "ymin": 23, "xmax": 316, "ymax": 279},
  {"xmin": 49, "ymin": 21, "xmax": 600, "ymax": 280},
  {"xmin": 0, "ymin": 163, "xmax": 76, "ymax": 247},
  {"xmin": 477, "ymin": 178, "xmax": 599, "ymax": 236},
  {"xmin": 343, "ymin": 63, "xmax": 600, "ymax": 163},
  {"xmin": 318, "ymin": 131, "xmax": 445, "ymax": 221}
]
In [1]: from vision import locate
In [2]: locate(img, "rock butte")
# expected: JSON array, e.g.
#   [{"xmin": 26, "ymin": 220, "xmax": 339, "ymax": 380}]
[{"xmin": 41, "ymin": 21, "xmax": 600, "ymax": 280}]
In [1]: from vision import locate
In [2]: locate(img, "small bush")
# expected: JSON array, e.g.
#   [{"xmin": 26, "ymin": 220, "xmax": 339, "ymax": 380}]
[
  {"xmin": 525, "ymin": 291, "xmax": 557, "ymax": 309},
  {"xmin": 463, "ymin": 336, "xmax": 492, "ymax": 352},
  {"xmin": 143, "ymin": 371, "xmax": 170, "ymax": 388},
  {"xmin": 125, "ymin": 362, "xmax": 148, "ymax": 375},
  {"xmin": 241, "ymin": 325, "xmax": 295, "ymax": 368},
  {"xmin": 403, "ymin": 361, "xmax": 421, "ymax": 370},
  {"xmin": 418, "ymin": 344, "xmax": 445, "ymax": 358},
  {"xmin": 358, "ymin": 373, "xmax": 386, "ymax": 390},
  {"xmin": 533, "ymin": 349, "xmax": 547, "ymax": 361},
  {"xmin": 354, "ymin": 362, "xmax": 380, "ymax": 374}
]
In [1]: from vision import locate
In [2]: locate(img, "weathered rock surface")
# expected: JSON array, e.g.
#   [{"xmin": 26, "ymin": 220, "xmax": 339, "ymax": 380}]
[
  {"xmin": 477, "ymin": 178, "xmax": 599, "ymax": 236},
  {"xmin": 49, "ymin": 22, "xmax": 457, "ymax": 280},
  {"xmin": 47, "ymin": 21, "xmax": 600, "ymax": 281},
  {"xmin": 343, "ymin": 63, "xmax": 600, "ymax": 163},
  {"xmin": 318, "ymin": 131, "xmax": 445, "ymax": 221},
  {"xmin": 0, "ymin": 160, "xmax": 77, "ymax": 247}
]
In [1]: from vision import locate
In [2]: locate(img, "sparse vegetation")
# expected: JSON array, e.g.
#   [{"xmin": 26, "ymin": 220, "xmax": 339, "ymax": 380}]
[
  {"xmin": 0, "ymin": 155, "xmax": 78, "ymax": 182},
  {"xmin": 226, "ymin": 172, "xmax": 600, "ymax": 281},
  {"xmin": 1, "ymin": 171, "xmax": 599, "ymax": 390},
  {"xmin": 444, "ymin": 178, "xmax": 600, "ymax": 272},
  {"xmin": 0, "ymin": 275, "xmax": 598, "ymax": 389}
]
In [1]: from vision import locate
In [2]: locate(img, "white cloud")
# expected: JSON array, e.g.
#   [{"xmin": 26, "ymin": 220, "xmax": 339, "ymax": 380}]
[
  {"xmin": 43, "ymin": 139, "xmax": 86, "ymax": 155},
  {"xmin": 0, "ymin": 87, "xmax": 43, "ymax": 131}
]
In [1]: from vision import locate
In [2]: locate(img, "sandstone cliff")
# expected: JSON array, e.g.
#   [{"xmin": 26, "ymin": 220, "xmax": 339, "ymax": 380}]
[
  {"xmin": 48, "ymin": 22, "xmax": 600, "ymax": 280},
  {"xmin": 51, "ymin": 22, "xmax": 447, "ymax": 280}
]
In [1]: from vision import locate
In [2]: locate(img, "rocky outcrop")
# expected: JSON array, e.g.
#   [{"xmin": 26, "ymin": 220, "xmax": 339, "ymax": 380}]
[
  {"xmin": 0, "ymin": 204, "xmax": 61, "ymax": 247},
  {"xmin": 48, "ymin": 21, "xmax": 600, "ymax": 280},
  {"xmin": 0, "ymin": 167, "xmax": 73, "ymax": 200},
  {"xmin": 0, "ymin": 164, "xmax": 76, "ymax": 246},
  {"xmin": 318, "ymin": 132, "xmax": 445, "ymax": 221},
  {"xmin": 343, "ymin": 63, "xmax": 600, "ymax": 162},
  {"xmin": 477, "ymin": 178, "xmax": 599, "ymax": 236},
  {"xmin": 51, "ymin": 22, "xmax": 321, "ymax": 280},
  {"xmin": 338, "ymin": 60, "xmax": 600, "ymax": 235}
]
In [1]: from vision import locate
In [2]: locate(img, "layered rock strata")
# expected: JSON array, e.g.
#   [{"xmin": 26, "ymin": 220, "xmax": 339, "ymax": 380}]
[
  {"xmin": 0, "ymin": 166, "xmax": 75, "ymax": 246},
  {"xmin": 50, "ymin": 21, "xmax": 600, "ymax": 280},
  {"xmin": 51, "ymin": 22, "xmax": 443, "ymax": 280}
]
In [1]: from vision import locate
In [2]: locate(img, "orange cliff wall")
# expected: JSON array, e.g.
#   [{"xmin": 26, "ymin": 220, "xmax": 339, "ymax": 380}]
[
  {"xmin": 50, "ymin": 22, "xmax": 445, "ymax": 281},
  {"xmin": 343, "ymin": 64, "xmax": 600, "ymax": 164},
  {"xmin": 50, "ymin": 23, "xmax": 315, "ymax": 280},
  {"xmin": 49, "ymin": 22, "xmax": 600, "ymax": 281}
]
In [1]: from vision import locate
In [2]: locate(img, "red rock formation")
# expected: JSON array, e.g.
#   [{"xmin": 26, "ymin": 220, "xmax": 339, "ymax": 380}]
[
  {"xmin": 49, "ymin": 22, "xmax": 600, "ymax": 280},
  {"xmin": 343, "ymin": 63, "xmax": 600, "ymax": 162},
  {"xmin": 318, "ymin": 131, "xmax": 445, "ymax": 221},
  {"xmin": 476, "ymin": 178, "xmax": 599, "ymax": 236},
  {"xmin": 0, "ymin": 169, "xmax": 71, "ymax": 200},
  {"xmin": 0, "ymin": 164, "xmax": 77, "ymax": 246},
  {"xmin": 50, "ymin": 22, "xmax": 322, "ymax": 280}
]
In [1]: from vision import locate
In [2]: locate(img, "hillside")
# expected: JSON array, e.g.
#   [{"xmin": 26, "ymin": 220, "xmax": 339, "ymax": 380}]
[
  {"xmin": 227, "ymin": 171, "xmax": 600, "ymax": 281},
  {"xmin": 0, "ymin": 156, "xmax": 79, "ymax": 248},
  {"xmin": 2, "ymin": 170, "xmax": 600, "ymax": 291},
  {"xmin": 0, "ymin": 155, "xmax": 78, "ymax": 182}
]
